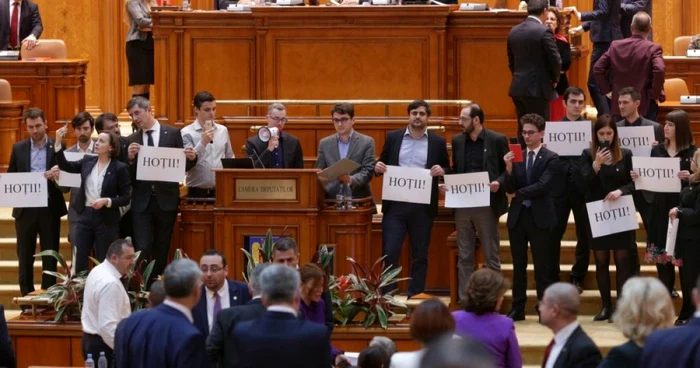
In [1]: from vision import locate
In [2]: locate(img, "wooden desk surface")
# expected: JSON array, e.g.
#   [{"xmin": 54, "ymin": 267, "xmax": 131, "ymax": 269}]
[{"xmin": 664, "ymin": 56, "xmax": 700, "ymax": 95}]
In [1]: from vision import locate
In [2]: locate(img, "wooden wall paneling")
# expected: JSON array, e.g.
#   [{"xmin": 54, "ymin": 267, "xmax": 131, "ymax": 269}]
[
  {"xmin": 680, "ymin": 0, "xmax": 700, "ymax": 39},
  {"xmin": 317, "ymin": 208, "xmax": 373, "ymax": 276},
  {"xmin": 0, "ymin": 101, "xmax": 29, "ymax": 172},
  {"xmin": 15, "ymin": 336, "xmax": 73, "ymax": 367},
  {"xmin": 664, "ymin": 57, "xmax": 700, "ymax": 95}
]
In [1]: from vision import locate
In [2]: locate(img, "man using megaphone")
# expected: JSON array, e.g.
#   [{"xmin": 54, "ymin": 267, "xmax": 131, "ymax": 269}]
[{"xmin": 245, "ymin": 103, "xmax": 304, "ymax": 169}]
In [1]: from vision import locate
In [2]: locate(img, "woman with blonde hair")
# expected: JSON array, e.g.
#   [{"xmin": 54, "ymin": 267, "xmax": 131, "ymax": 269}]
[
  {"xmin": 124, "ymin": 0, "xmax": 157, "ymax": 101},
  {"xmin": 598, "ymin": 277, "xmax": 674, "ymax": 367}
]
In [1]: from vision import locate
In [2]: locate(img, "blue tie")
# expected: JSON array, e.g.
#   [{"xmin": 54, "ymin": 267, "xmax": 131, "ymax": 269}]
[{"xmin": 524, "ymin": 151, "xmax": 535, "ymax": 208}]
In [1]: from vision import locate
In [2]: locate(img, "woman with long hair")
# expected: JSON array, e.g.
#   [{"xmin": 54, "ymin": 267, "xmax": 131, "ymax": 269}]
[
  {"xmin": 580, "ymin": 115, "xmax": 635, "ymax": 322},
  {"xmin": 545, "ymin": 6, "xmax": 571, "ymax": 121},
  {"xmin": 124, "ymin": 0, "xmax": 157, "ymax": 101},
  {"xmin": 633, "ymin": 109, "xmax": 696, "ymax": 297}
]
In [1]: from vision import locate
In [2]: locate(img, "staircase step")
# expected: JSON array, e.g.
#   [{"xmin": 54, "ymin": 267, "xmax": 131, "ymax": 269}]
[
  {"xmin": 0, "ymin": 238, "xmax": 73, "ymax": 262},
  {"xmin": 497, "ymin": 240, "xmax": 648, "ymax": 265},
  {"xmin": 0, "ymin": 260, "xmax": 71, "ymax": 285},
  {"xmin": 497, "ymin": 213, "xmax": 647, "ymax": 242},
  {"xmin": 0, "ymin": 284, "xmax": 40, "ymax": 309}
]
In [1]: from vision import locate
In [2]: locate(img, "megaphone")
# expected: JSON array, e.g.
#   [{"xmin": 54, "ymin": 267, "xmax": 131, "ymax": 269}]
[{"xmin": 258, "ymin": 127, "xmax": 279, "ymax": 143}]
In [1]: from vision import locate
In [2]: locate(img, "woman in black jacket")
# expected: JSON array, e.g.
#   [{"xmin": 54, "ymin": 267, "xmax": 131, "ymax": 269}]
[
  {"xmin": 55, "ymin": 127, "xmax": 131, "ymax": 272},
  {"xmin": 545, "ymin": 6, "xmax": 571, "ymax": 121}
]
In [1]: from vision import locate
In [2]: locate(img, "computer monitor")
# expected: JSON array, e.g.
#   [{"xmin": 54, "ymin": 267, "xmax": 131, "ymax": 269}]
[{"xmin": 221, "ymin": 158, "xmax": 255, "ymax": 169}]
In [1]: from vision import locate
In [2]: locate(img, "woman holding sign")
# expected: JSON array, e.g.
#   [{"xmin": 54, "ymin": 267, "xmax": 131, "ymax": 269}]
[
  {"xmin": 581, "ymin": 115, "xmax": 636, "ymax": 322},
  {"xmin": 54, "ymin": 126, "xmax": 131, "ymax": 273},
  {"xmin": 632, "ymin": 110, "xmax": 696, "ymax": 299},
  {"xmin": 669, "ymin": 151, "xmax": 700, "ymax": 325}
]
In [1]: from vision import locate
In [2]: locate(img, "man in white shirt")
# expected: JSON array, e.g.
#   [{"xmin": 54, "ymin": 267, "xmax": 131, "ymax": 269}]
[
  {"xmin": 181, "ymin": 91, "xmax": 234, "ymax": 198},
  {"xmin": 81, "ymin": 238, "xmax": 135, "ymax": 366},
  {"xmin": 539, "ymin": 283, "xmax": 601, "ymax": 368}
]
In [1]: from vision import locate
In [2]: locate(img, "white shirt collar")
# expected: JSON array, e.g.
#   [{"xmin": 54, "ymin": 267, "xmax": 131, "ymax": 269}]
[
  {"xmin": 527, "ymin": 145, "xmax": 543, "ymax": 158},
  {"xmin": 267, "ymin": 305, "xmax": 297, "ymax": 317},
  {"xmin": 553, "ymin": 320, "xmax": 580, "ymax": 345},
  {"xmin": 206, "ymin": 279, "xmax": 228, "ymax": 299},
  {"xmin": 163, "ymin": 299, "xmax": 194, "ymax": 323},
  {"xmin": 252, "ymin": 295, "xmax": 261, "ymax": 300},
  {"xmin": 103, "ymin": 260, "xmax": 123, "ymax": 279},
  {"xmin": 528, "ymin": 15, "xmax": 543, "ymax": 24},
  {"xmin": 694, "ymin": 311, "xmax": 700, "ymax": 318},
  {"xmin": 77, "ymin": 139, "xmax": 95, "ymax": 153}
]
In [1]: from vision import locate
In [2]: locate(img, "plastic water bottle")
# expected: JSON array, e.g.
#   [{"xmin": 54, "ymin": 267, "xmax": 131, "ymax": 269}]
[
  {"xmin": 343, "ymin": 183, "xmax": 354, "ymax": 209},
  {"xmin": 98, "ymin": 352, "xmax": 108, "ymax": 368},
  {"xmin": 85, "ymin": 354, "xmax": 95, "ymax": 368},
  {"xmin": 181, "ymin": 0, "xmax": 191, "ymax": 11},
  {"xmin": 336, "ymin": 192, "xmax": 345, "ymax": 210}
]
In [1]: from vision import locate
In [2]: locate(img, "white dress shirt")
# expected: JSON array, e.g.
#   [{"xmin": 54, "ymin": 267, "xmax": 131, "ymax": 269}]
[
  {"xmin": 267, "ymin": 305, "xmax": 297, "ymax": 317},
  {"xmin": 389, "ymin": 349, "xmax": 427, "ymax": 368},
  {"xmin": 206, "ymin": 279, "xmax": 231, "ymax": 331},
  {"xmin": 84, "ymin": 160, "xmax": 112, "ymax": 208},
  {"xmin": 181, "ymin": 120, "xmax": 234, "ymax": 189},
  {"xmin": 526, "ymin": 144, "xmax": 543, "ymax": 166},
  {"xmin": 163, "ymin": 299, "xmax": 194, "ymax": 323},
  {"xmin": 544, "ymin": 321, "xmax": 580, "ymax": 368},
  {"xmin": 81, "ymin": 261, "xmax": 131, "ymax": 349},
  {"xmin": 75, "ymin": 140, "xmax": 95, "ymax": 154},
  {"xmin": 142, "ymin": 121, "xmax": 161, "ymax": 147},
  {"xmin": 528, "ymin": 15, "xmax": 543, "ymax": 24}
]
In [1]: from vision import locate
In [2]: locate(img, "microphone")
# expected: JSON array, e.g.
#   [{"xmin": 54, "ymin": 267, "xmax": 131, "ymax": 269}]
[{"xmin": 251, "ymin": 147, "xmax": 266, "ymax": 169}]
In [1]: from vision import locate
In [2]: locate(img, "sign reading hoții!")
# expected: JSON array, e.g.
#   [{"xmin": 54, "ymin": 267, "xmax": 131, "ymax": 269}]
[
  {"xmin": 586, "ymin": 195, "xmax": 639, "ymax": 238},
  {"xmin": 235, "ymin": 179, "xmax": 297, "ymax": 200},
  {"xmin": 0, "ymin": 172, "xmax": 48, "ymax": 208},
  {"xmin": 381, "ymin": 165, "xmax": 432, "ymax": 205}
]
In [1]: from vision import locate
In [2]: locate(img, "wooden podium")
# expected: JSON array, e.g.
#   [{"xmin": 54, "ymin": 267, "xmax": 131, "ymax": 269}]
[{"xmin": 174, "ymin": 169, "xmax": 374, "ymax": 279}]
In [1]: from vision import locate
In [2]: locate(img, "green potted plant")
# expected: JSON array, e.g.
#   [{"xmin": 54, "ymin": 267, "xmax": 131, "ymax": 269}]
[{"xmin": 33, "ymin": 247, "xmax": 88, "ymax": 322}]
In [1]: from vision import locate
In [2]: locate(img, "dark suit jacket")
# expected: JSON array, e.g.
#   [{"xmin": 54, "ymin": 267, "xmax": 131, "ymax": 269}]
[
  {"xmin": 616, "ymin": 117, "xmax": 663, "ymax": 144},
  {"xmin": 555, "ymin": 37, "xmax": 572, "ymax": 96},
  {"xmin": 377, "ymin": 128, "xmax": 450, "ymax": 217},
  {"xmin": 451, "ymin": 129, "xmax": 509, "ymax": 218},
  {"xmin": 598, "ymin": 340, "xmax": 641, "ymax": 368},
  {"xmin": 233, "ymin": 310, "xmax": 332, "ymax": 368},
  {"xmin": 0, "ymin": 0, "xmax": 42, "ymax": 51},
  {"xmin": 192, "ymin": 279, "xmax": 252, "ymax": 339},
  {"xmin": 550, "ymin": 326, "xmax": 602, "ymax": 368},
  {"xmin": 621, "ymin": 0, "xmax": 652, "ymax": 39},
  {"xmin": 245, "ymin": 132, "xmax": 304, "ymax": 169},
  {"xmin": 117, "ymin": 136, "xmax": 130, "ymax": 164},
  {"xmin": 507, "ymin": 17, "xmax": 561, "ymax": 100},
  {"xmin": 0, "ymin": 305, "xmax": 16, "ymax": 368},
  {"xmin": 55, "ymin": 149, "xmax": 131, "ymax": 226},
  {"xmin": 114, "ymin": 304, "xmax": 207, "ymax": 368},
  {"xmin": 501, "ymin": 146, "xmax": 559, "ymax": 230},
  {"xmin": 594, "ymin": 35, "xmax": 665, "ymax": 117},
  {"xmin": 7, "ymin": 137, "xmax": 67, "ymax": 219},
  {"xmin": 551, "ymin": 116, "xmax": 588, "ymax": 198},
  {"xmin": 581, "ymin": 0, "xmax": 622, "ymax": 43},
  {"xmin": 207, "ymin": 298, "xmax": 266, "ymax": 368},
  {"xmin": 640, "ymin": 318, "xmax": 700, "ymax": 368},
  {"xmin": 127, "ymin": 124, "xmax": 197, "ymax": 212}
]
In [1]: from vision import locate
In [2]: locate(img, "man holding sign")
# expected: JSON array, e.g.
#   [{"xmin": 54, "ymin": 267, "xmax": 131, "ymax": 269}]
[
  {"xmin": 374, "ymin": 100, "xmax": 450, "ymax": 297},
  {"xmin": 444, "ymin": 103, "xmax": 508, "ymax": 301},
  {"xmin": 501, "ymin": 113, "xmax": 559, "ymax": 321},
  {"xmin": 126, "ymin": 96, "xmax": 197, "ymax": 283},
  {"xmin": 7, "ymin": 108, "xmax": 67, "ymax": 297}
]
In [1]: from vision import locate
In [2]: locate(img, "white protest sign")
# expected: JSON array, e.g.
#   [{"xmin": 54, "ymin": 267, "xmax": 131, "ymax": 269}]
[
  {"xmin": 0, "ymin": 172, "xmax": 48, "ymax": 208},
  {"xmin": 543, "ymin": 121, "xmax": 592, "ymax": 156},
  {"xmin": 444, "ymin": 172, "xmax": 491, "ymax": 208},
  {"xmin": 381, "ymin": 165, "xmax": 432, "ymax": 204},
  {"xmin": 63, "ymin": 152, "xmax": 94, "ymax": 162},
  {"xmin": 617, "ymin": 126, "xmax": 655, "ymax": 157},
  {"xmin": 136, "ymin": 146, "xmax": 186, "ymax": 183},
  {"xmin": 632, "ymin": 157, "xmax": 681, "ymax": 193},
  {"xmin": 586, "ymin": 195, "xmax": 638, "ymax": 238},
  {"xmin": 665, "ymin": 218, "xmax": 679, "ymax": 257}
]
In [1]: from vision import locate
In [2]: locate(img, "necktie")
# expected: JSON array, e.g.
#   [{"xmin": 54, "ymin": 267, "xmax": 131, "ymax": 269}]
[
  {"xmin": 542, "ymin": 339, "xmax": 555, "ymax": 368},
  {"xmin": 213, "ymin": 292, "xmax": 221, "ymax": 320},
  {"xmin": 524, "ymin": 151, "xmax": 535, "ymax": 208},
  {"xmin": 146, "ymin": 130, "xmax": 155, "ymax": 147},
  {"xmin": 10, "ymin": 3, "xmax": 19, "ymax": 49}
]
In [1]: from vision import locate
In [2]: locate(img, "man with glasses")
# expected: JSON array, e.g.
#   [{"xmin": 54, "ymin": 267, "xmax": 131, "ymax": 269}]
[
  {"xmin": 316, "ymin": 103, "xmax": 376, "ymax": 203},
  {"xmin": 245, "ymin": 103, "xmax": 304, "ymax": 168},
  {"xmin": 501, "ymin": 113, "xmax": 558, "ymax": 321},
  {"xmin": 192, "ymin": 249, "xmax": 251, "ymax": 340}
]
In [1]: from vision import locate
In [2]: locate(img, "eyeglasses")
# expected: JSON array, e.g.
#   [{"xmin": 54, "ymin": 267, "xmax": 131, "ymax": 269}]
[
  {"xmin": 521, "ymin": 130, "xmax": 539, "ymax": 136},
  {"xmin": 269, "ymin": 116, "xmax": 288, "ymax": 124},
  {"xmin": 410, "ymin": 111, "xmax": 428, "ymax": 117},
  {"xmin": 200, "ymin": 266, "xmax": 223, "ymax": 274},
  {"xmin": 332, "ymin": 117, "xmax": 351, "ymax": 125}
]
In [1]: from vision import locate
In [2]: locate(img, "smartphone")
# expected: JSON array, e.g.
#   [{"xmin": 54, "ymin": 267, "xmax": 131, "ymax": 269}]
[
  {"xmin": 509, "ymin": 144, "xmax": 524, "ymax": 163},
  {"xmin": 204, "ymin": 120, "xmax": 214, "ymax": 131},
  {"xmin": 599, "ymin": 140, "xmax": 610, "ymax": 150}
]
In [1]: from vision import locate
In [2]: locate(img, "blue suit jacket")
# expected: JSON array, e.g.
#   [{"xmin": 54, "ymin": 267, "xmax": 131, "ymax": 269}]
[
  {"xmin": 0, "ymin": 305, "xmax": 16, "ymax": 368},
  {"xmin": 192, "ymin": 279, "xmax": 251, "ymax": 339},
  {"xmin": 640, "ymin": 318, "xmax": 700, "ymax": 368},
  {"xmin": 233, "ymin": 310, "xmax": 332, "ymax": 368},
  {"xmin": 114, "ymin": 304, "xmax": 207, "ymax": 368}
]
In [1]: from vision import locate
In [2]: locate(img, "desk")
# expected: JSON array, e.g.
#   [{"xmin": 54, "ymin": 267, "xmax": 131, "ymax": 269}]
[
  {"xmin": 0, "ymin": 60, "xmax": 88, "ymax": 139},
  {"xmin": 664, "ymin": 56, "xmax": 700, "ymax": 95}
]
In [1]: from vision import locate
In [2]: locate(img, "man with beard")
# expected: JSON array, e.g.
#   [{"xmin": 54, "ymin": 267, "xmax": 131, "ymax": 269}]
[
  {"xmin": 374, "ymin": 100, "xmax": 450, "ymax": 297},
  {"xmin": 443, "ymin": 103, "xmax": 509, "ymax": 302}
]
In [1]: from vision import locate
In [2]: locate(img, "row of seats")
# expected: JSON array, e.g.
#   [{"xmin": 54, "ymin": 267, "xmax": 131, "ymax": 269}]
[
  {"xmin": 674, "ymin": 35, "xmax": 697, "ymax": 56},
  {"xmin": 19, "ymin": 39, "xmax": 67, "ymax": 59}
]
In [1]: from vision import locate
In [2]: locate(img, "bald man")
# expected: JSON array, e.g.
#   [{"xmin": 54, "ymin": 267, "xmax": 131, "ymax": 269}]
[{"xmin": 539, "ymin": 283, "xmax": 601, "ymax": 368}]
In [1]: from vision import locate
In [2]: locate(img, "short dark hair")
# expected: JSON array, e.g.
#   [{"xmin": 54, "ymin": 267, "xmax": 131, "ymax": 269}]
[
  {"xmin": 410, "ymin": 299, "xmax": 455, "ymax": 345},
  {"xmin": 618, "ymin": 87, "xmax": 641, "ymax": 101},
  {"xmin": 126, "ymin": 96, "xmax": 150, "ymax": 111},
  {"xmin": 148, "ymin": 280, "xmax": 166, "ymax": 308},
  {"xmin": 407, "ymin": 100, "xmax": 431, "ymax": 117},
  {"xmin": 71, "ymin": 112, "xmax": 95, "ymax": 130},
  {"xmin": 464, "ymin": 103, "xmax": 485, "ymax": 125},
  {"xmin": 201, "ymin": 249, "xmax": 227, "ymax": 268},
  {"xmin": 163, "ymin": 259, "xmax": 202, "ymax": 298},
  {"xmin": 358, "ymin": 345, "xmax": 390, "ymax": 368},
  {"xmin": 95, "ymin": 113, "xmax": 119, "ymax": 133},
  {"xmin": 563, "ymin": 86, "xmax": 586, "ymax": 103},
  {"xmin": 106, "ymin": 238, "xmax": 134, "ymax": 258},
  {"xmin": 272, "ymin": 237, "xmax": 299, "ymax": 255},
  {"xmin": 462, "ymin": 269, "xmax": 510, "ymax": 315},
  {"xmin": 527, "ymin": 0, "xmax": 548, "ymax": 16},
  {"xmin": 23, "ymin": 108, "xmax": 45, "ymax": 123},
  {"xmin": 664, "ymin": 109, "xmax": 694, "ymax": 152},
  {"xmin": 519, "ymin": 113, "xmax": 546, "ymax": 131},
  {"xmin": 193, "ymin": 91, "xmax": 216, "ymax": 109},
  {"xmin": 330, "ymin": 103, "xmax": 355, "ymax": 119},
  {"xmin": 103, "ymin": 132, "xmax": 121, "ymax": 159}
]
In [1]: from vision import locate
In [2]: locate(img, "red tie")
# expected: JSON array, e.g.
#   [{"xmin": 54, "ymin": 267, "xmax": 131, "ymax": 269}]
[
  {"xmin": 9, "ymin": 2, "xmax": 19, "ymax": 49},
  {"xmin": 541, "ymin": 339, "xmax": 555, "ymax": 368}
]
